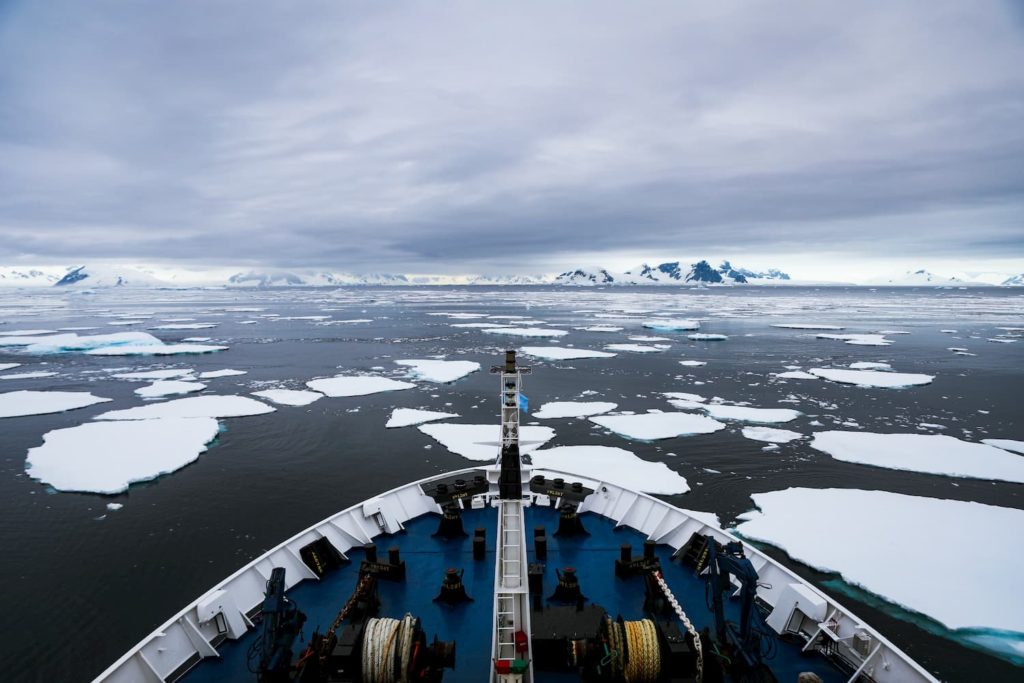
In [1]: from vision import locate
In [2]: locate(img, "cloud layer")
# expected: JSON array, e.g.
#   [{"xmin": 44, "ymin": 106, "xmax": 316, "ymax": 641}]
[{"xmin": 1, "ymin": 1, "xmax": 1022, "ymax": 272}]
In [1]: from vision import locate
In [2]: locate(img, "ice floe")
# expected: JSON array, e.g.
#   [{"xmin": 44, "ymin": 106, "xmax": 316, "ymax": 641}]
[
  {"xmin": 482, "ymin": 327, "xmax": 568, "ymax": 337},
  {"xmin": 532, "ymin": 401, "xmax": 617, "ymax": 419},
  {"xmin": 628, "ymin": 335, "xmax": 671, "ymax": 342},
  {"xmin": 809, "ymin": 368, "xmax": 933, "ymax": 388},
  {"xmin": 531, "ymin": 445, "xmax": 689, "ymax": 494},
  {"xmin": 590, "ymin": 412, "xmax": 725, "ymax": 441},
  {"xmin": 735, "ymin": 488, "xmax": 1024, "ymax": 638},
  {"xmin": 135, "ymin": 380, "xmax": 206, "ymax": 398},
  {"xmin": 418, "ymin": 423, "xmax": 555, "ymax": 461},
  {"xmin": 395, "ymin": 359, "xmax": 480, "ymax": 383},
  {"xmin": 816, "ymin": 333, "xmax": 892, "ymax": 346},
  {"xmin": 519, "ymin": 347, "xmax": 616, "ymax": 360},
  {"xmin": 252, "ymin": 389, "xmax": 324, "ymax": 406},
  {"xmin": 662, "ymin": 392, "xmax": 706, "ymax": 402},
  {"xmin": 26, "ymin": 417, "xmax": 220, "ymax": 494},
  {"xmin": 982, "ymin": 439, "xmax": 1024, "ymax": 455},
  {"xmin": 0, "ymin": 371, "xmax": 58, "ymax": 380},
  {"xmin": 741, "ymin": 426, "xmax": 803, "ymax": 443},
  {"xmin": 771, "ymin": 323, "xmax": 844, "ymax": 330},
  {"xmin": 702, "ymin": 404, "xmax": 801, "ymax": 423},
  {"xmin": 774, "ymin": 370, "xmax": 818, "ymax": 380},
  {"xmin": 450, "ymin": 322, "xmax": 507, "ymax": 328},
  {"xmin": 0, "ymin": 329, "xmax": 55, "ymax": 336},
  {"xmin": 150, "ymin": 323, "xmax": 218, "ymax": 330},
  {"xmin": 678, "ymin": 360, "xmax": 707, "ymax": 367},
  {"xmin": 810, "ymin": 431, "xmax": 1024, "ymax": 482},
  {"xmin": 605, "ymin": 344, "xmax": 665, "ymax": 353},
  {"xmin": 578, "ymin": 325, "xmax": 623, "ymax": 332},
  {"xmin": 199, "ymin": 369, "xmax": 247, "ymax": 378},
  {"xmin": 306, "ymin": 376, "xmax": 416, "ymax": 397},
  {"xmin": 0, "ymin": 363, "xmax": 21, "ymax": 371},
  {"xmin": 0, "ymin": 390, "xmax": 112, "ymax": 418},
  {"xmin": 112, "ymin": 368, "xmax": 194, "ymax": 380},
  {"xmin": 0, "ymin": 331, "xmax": 160, "ymax": 353},
  {"xmin": 86, "ymin": 343, "xmax": 227, "ymax": 356},
  {"xmin": 849, "ymin": 361, "xmax": 892, "ymax": 370},
  {"xmin": 385, "ymin": 408, "xmax": 459, "ymax": 428},
  {"xmin": 96, "ymin": 395, "xmax": 275, "ymax": 421},
  {"xmin": 642, "ymin": 319, "xmax": 700, "ymax": 331},
  {"xmin": 687, "ymin": 333, "xmax": 728, "ymax": 341}
]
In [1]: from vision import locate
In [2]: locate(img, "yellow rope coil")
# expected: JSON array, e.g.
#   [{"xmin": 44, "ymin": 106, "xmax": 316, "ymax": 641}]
[{"xmin": 623, "ymin": 619, "xmax": 660, "ymax": 683}]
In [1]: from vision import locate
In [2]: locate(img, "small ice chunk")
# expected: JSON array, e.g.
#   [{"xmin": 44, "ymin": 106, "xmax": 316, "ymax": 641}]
[
  {"xmin": 450, "ymin": 322, "xmax": 507, "ymax": 328},
  {"xmin": 0, "ymin": 390, "xmax": 111, "ymax": 418},
  {"xmin": 199, "ymin": 369, "xmax": 247, "ymax": 378},
  {"xmin": 150, "ymin": 323, "xmax": 219, "ymax": 330},
  {"xmin": 26, "ymin": 417, "xmax": 220, "ymax": 494},
  {"xmin": 687, "ymin": 333, "xmax": 728, "ymax": 341},
  {"xmin": 306, "ymin": 376, "xmax": 416, "ymax": 397},
  {"xmin": 850, "ymin": 361, "xmax": 892, "ymax": 370},
  {"xmin": 590, "ymin": 412, "xmax": 725, "ymax": 440},
  {"xmin": 532, "ymin": 401, "xmax": 617, "ymax": 419},
  {"xmin": 771, "ymin": 323, "xmax": 844, "ymax": 330},
  {"xmin": 418, "ymin": 423, "xmax": 555, "ymax": 460},
  {"xmin": 703, "ymin": 404, "xmax": 801, "ymax": 423},
  {"xmin": 385, "ymin": 408, "xmax": 459, "ymax": 428},
  {"xmin": 643, "ymin": 319, "xmax": 700, "ymax": 331},
  {"xmin": 809, "ymin": 368, "xmax": 933, "ymax": 388},
  {"xmin": 252, "ymin": 389, "xmax": 324, "ymax": 406},
  {"xmin": 678, "ymin": 360, "xmax": 707, "ymax": 367},
  {"xmin": 736, "ymin": 488, "xmax": 1024, "ymax": 636},
  {"xmin": 395, "ymin": 359, "xmax": 480, "ymax": 383},
  {"xmin": 628, "ymin": 335, "xmax": 671, "ymax": 342},
  {"xmin": 578, "ymin": 325, "xmax": 623, "ymax": 332},
  {"xmin": 135, "ymin": 380, "xmax": 206, "ymax": 398},
  {"xmin": 605, "ymin": 344, "xmax": 665, "ymax": 353},
  {"xmin": 742, "ymin": 426, "xmax": 803, "ymax": 443},
  {"xmin": 662, "ymin": 392, "xmax": 706, "ymax": 402},
  {"xmin": 774, "ymin": 370, "xmax": 819, "ymax": 379},
  {"xmin": 817, "ymin": 333, "xmax": 892, "ymax": 346},
  {"xmin": 982, "ymin": 439, "xmax": 1024, "ymax": 455},
  {"xmin": 106, "ymin": 503, "xmax": 123, "ymax": 511},
  {"xmin": 531, "ymin": 446, "xmax": 689, "ymax": 494},
  {"xmin": 0, "ymin": 371, "xmax": 58, "ymax": 379},
  {"xmin": 811, "ymin": 431, "xmax": 1024, "ymax": 482},
  {"xmin": 667, "ymin": 399, "xmax": 705, "ymax": 410},
  {"xmin": 520, "ymin": 347, "xmax": 616, "ymax": 360},
  {"xmin": 113, "ymin": 369, "xmax": 194, "ymax": 380},
  {"xmin": 96, "ymin": 395, "xmax": 275, "ymax": 420},
  {"xmin": 482, "ymin": 327, "xmax": 568, "ymax": 337}
]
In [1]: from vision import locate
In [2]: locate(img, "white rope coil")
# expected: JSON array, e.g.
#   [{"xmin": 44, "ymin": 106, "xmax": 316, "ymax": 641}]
[{"xmin": 362, "ymin": 614, "xmax": 417, "ymax": 683}]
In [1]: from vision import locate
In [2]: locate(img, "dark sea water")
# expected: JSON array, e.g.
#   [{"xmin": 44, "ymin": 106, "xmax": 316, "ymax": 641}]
[{"xmin": 0, "ymin": 286, "xmax": 1021, "ymax": 682}]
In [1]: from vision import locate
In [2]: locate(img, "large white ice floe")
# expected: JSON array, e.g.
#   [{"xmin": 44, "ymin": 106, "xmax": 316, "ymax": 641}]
[
  {"xmin": 590, "ymin": 412, "xmax": 726, "ymax": 441},
  {"xmin": 532, "ymin": 401, "xmax": 617, "ymax": 419},
  {"xmin": 809, "ymin": 368, "xmax": 933, "ymax": 388},
  {"xmin": 810, "ymin": 431, "xmax": 1024, "ymax": 483},
  {"xmin": 741, "ymin": 426, "xmax": 803, "ymax": 443},
  {"xmin": 25, "ymin": 417, "xmax": 220, "ymax": 494},
  {"xmin": 519, "ymin": 347, "xmax": 616, "ymax": 360},
  {"xmin": 199, "ymin": 369, "xmax": 247, "ymax": 378},
  {"xmin": 816, "ymin": 333, "xmax": 892, "ymax": 346},
  {"xmin": 605, "ymin": 344, "xmax": 665, "ymax": 353},
  {"xmin": 982, "ymin": 439, "xmax": 1024, "ymax": 455},
  {"xmin": 95, "ymin": 395, "xmax": 275, "ymax": 421},
  {"xmin": 395, "ymin": 359, "xmax": 480, "ymax": 383},
  {"xmin": 773, "ymin": 370, "xmax": 819, "ymax": 380},
  {"xmin": 771, "ymin": 323, "xmax": 844, "ymax": 330},
  {"xmin": 482, "ymin": 327, "xmax": 568, "ymax": 337},
  {"xmin": 305, "ymin": 376, "xmax": 416, "ymax": 397},
  {"xmin": 385, "ymin": 408, "xmax": 459, "ymax": 428},
  {"xmin": 702, "ymin": 404, "xmax": 801, "ymax": 424},
  {"xmin": 0, "ymin": 331, "xmax": 226, "ymax": 356},
  {"xmin": 0, "ymin": 390, "xmax": 112, "ymax": 418},
  {"xmin": 849, "ymin": 361, "xmax": 892, "ymax": 370},
  {"xmin": 417, "ymin": 423, "xmax": 555, "ymax": 461},
  {"xmin": 687, "ymin": 333, "xmax": 728, "ymax": 341},
  {"xmin": 642, "ymin": 319, "xmax": 700, "ymax": 331},
  {"xmin": 251, "ymin": 389, "xmax": 324, "ymax": 406},
  {"xmin": 531, "ymin": 446, "xmax": 688, "ymax": 494},
  {"xmin": 135, "ymin": 380, "xmax": 206, "ymax": 398},
  {"xmin": 735, "ymin": 487, "xmax": 1024, "ymax": 638}
]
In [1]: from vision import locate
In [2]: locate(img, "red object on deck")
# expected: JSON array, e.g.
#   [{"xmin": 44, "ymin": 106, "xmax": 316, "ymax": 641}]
[
  {"xmin": 494, "ymin": 660, "xmax": 512, "ymax": 674},
  {"xmin": 514, "ymin": 630, "xmax": 528, "ymax": 653}
]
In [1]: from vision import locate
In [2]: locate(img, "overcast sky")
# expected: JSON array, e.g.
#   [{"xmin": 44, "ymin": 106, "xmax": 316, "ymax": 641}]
[{"xmin": 1, "ymin": 1, "xmax": 1022, "ymax": 278}]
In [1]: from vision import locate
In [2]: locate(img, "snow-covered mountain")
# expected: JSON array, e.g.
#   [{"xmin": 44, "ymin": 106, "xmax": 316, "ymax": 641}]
[
  {"xmin": 553, "ymin": 267, "xmax": 620, "ymax": 285},
  {"xmin": 1003, "ymin": 273, "xmax": 1024, "ymax": 287},
  {"xmin": 864, "ymin": 269, "xmax": 991, "ymax": 287},
  {"xmin": 0, "ymin": 267, "xmax": 62, "ymax": 287},
  {"xmin": 53, "ymin": 265, "xmax": 167, "ymax": 288}
]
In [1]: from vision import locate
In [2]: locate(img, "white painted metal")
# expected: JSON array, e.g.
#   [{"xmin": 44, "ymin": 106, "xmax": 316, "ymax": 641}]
[{"xmin": 92, "ymin": 463, "xmax": 940, "ymax": 683}]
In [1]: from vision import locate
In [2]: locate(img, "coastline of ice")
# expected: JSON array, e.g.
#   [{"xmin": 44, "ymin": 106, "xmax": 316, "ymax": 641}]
[
  {"xmin": 590, "ymin": 412, "xmax": 726, "ymax": 440},
  {"xmin": 418, "ymin": 423, "xmax": 555, "ymax": 461},
  {"xmin": 810, "ymin": 431, "xmax": 1024, "ymax": 483},
  {"xmin": 532, "ymin": 401, "xmax": 617, "ymax": 419},
  {"xmin": 531, "ymin": 446, "xmax": 689, "ymax": 494},
  {"xmin": 0, "ymin": 390, "xmax": 112, "ymax": 418},
  {"xmin": 735, "ymin": 488, "xmax": 1024, "ymax": 638},
  {"xmin": 395, "ymin": 359, "xmax": 480, "ymax": 383},
  {"xmin": 809, "ymin": 368, "xmax": 933, "ymax": 388},
  {"xmin": 385, "ymin": 408, "xmax": 459, "ymax": 428},
  {"xmin": 306, "ymin": 376, "xmax": 416, "ymax": 397},
  {"xmin": 26, "ymin": 417, "xmax": 220, "ymax": 494}
]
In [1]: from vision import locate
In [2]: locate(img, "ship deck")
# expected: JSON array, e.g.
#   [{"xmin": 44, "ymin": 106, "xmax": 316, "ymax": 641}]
[{"xmin": 184, "ymin": 504, "xmax": 842, "ymax": 683}]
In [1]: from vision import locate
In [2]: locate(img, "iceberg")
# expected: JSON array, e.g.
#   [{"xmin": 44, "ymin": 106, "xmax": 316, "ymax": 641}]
[
  {"xmin": 25, "ymin": 417, "xmax": 220, "ymax": 494},
  {"xmin": 810, "ymin": 431, "xmax": 1024, "ymax": 483}
]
